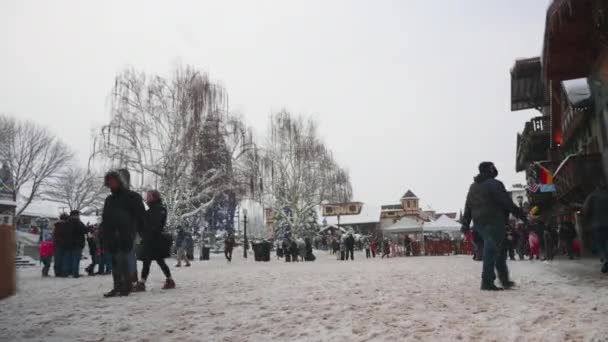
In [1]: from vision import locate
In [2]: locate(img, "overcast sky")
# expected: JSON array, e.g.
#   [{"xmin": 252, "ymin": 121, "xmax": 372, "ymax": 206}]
[{"xmin": 0, "ymin": 0, "xmax": 550, "ymax": 212}]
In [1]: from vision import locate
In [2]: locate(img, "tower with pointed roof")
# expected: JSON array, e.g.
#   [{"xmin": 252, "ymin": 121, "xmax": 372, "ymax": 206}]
[{"xmin": 400, "ymin": 190, "xmax": 419, "ymax": 215}]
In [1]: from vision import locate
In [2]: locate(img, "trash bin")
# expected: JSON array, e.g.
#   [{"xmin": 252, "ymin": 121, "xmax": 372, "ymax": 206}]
[
  {"xmin": 200, "ymin": 246, "xmax": 210, "ymax": 261},
  {"xmin": 252, "ymin": 241, "xmax": 271, "ymax": 262}
]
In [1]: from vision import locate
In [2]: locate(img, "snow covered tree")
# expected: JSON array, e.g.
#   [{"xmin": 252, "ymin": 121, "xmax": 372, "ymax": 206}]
[
  {"xmin": 261, "ymin": 111, "xmax": 352, "ymax": 239},
  {"xmin": 0, "ymin": 115, "xmax": 74, "ymax": 220},
  {"xmin": 92, "ymin": 65, "xmax": 255, "ymax": 229},
  {"xmin": 42, "ymin": 167, "xmax": 105, "ymax": 214}
]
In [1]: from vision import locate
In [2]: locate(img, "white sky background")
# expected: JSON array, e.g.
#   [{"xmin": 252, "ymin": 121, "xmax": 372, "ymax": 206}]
[{"xmin": 0, "ymin": 0, "xmax": 550, "ymax": 212}]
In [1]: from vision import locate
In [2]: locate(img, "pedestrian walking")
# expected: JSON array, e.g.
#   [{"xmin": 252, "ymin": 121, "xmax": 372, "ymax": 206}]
[
  {"xmin": 39, "ymin": 238, "xmax": 53, "ymax": 277},
  {"xmin": 345, "ymin": 233, "xmax": 355, "ymax": 261},
  {"xmin": 381, "ymin": 239, "xmax": 390, "ymax": 259},
  {"xmin": 224, "ymin": 233, "xmax": 235, "ymax": 262},
  {"xmin": 582, "ymin": 183, "xmax": 608, "ymax": 273},
  {"xmin": 370, "ymin": 240, "xmax": 377, "ymax": 258},
  {"xmin": 132, "ymin": 190, "xmax": 175, "ymax": 292},
  {"xmin": 175, "ymin": 227, "xmax": 191, "ymax": 267},
  {"xmin": 101, "ymin": 169, "xmax": 146, "ymax": 298},
  {"xmin": 364, "ymin": 240, "xmax": 371, "ymax": 259},
  {"xmin": 461, "ymin": 162, "xmax": 527, "ymax": 291}
]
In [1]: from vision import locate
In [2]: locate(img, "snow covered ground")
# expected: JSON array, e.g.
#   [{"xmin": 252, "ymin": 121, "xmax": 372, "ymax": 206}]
[{"xmin": 1, "ymin": 251, "xmax": 607, "ymax": 342}]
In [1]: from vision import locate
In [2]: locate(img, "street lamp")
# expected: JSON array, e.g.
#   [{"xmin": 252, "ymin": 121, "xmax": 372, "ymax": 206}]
[{"xmin": 243, "ymin": 208, "xmax": 248, "ymax": 259}]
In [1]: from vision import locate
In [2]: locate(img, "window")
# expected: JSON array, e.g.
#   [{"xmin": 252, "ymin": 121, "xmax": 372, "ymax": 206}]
[
  {"xmin": 349, "ymin": 205, "xmax": 357, "ymax": 213},
  {"xmin": 406, "ymin": 201, "xmax": 410, "ymax": 208},
  {"xmin": 387, "ymin": 212, "xmax": 394, "ymax": 216},
  {"xmin": 325, "ymin": 207, "xmax": 333, "ymax": 214}
]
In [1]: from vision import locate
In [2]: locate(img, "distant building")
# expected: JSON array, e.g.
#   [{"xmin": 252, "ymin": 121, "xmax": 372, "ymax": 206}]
[
  {"xmin": 380, "ymin": 190, "xmax": 430, "ymax": 229},
  {"xmin": 319, "ymin": 202, "xmax": 381, "ymax": 236},
  {"xmin": 507, "ymin": 183, "xmax": 528, "ymax": 209}
]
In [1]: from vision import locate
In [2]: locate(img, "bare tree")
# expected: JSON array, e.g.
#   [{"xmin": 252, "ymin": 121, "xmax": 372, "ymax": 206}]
[
  {"xmin": 0, "ymin": 115, "xmax": 74, "ymax": 219},
  {"xmin": 42, "ymin": 167, "xmax": 105, "ymax": 215},
  {"xmin": 261, "ymin": 111, "xmax": 352, "ymax": 238},
  {"xmin": 91, "ymin": 66, "xmax": 255, "ymax": 228}
]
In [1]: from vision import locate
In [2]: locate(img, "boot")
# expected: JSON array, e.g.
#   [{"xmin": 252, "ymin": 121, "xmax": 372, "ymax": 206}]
[
  {"xmin": 132, "ymin": 281, "xmax": 146, "ymax": 292},
  {"xmin": 601, "ymin": 262, "xmax": 608, "ymax": 274},
  {"xmin": 103, "ymin": 289, "xmax": 120, "ymax": 298},
  {"xmin": 481, "ymin": 284, "xmax": 504, "ymax": 291},
  {"xmin": 162, "ymin": 278, "xmax": 176, "ymax": 290}
]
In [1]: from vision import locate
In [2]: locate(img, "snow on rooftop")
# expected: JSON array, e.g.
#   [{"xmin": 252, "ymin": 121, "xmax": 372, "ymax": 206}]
[
  {"xmin": 319, "ymin": 204, "xmax": 381, "ymax": 225},
  {"xmin": 562, "ymin": 78, "xmax": 591, "ymax": 107},
  {"xmin": 423, "ymin": 215, "xmax": 461, "ymax": 232}
]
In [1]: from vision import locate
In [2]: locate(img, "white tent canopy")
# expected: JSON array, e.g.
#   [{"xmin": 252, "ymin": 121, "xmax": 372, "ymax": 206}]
[
  {"xmin": 423, "ymin": 215, "xmax": 461, "ymax": 232},
  {"xmin": 382, "ymin": 216, "xmax": 423, "ymax": 234}
]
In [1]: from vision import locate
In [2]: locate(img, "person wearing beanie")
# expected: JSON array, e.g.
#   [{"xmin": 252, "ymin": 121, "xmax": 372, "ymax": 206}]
[{"xmin": 461, "ymin": 162, "xmax": 528, "ymax": 291}]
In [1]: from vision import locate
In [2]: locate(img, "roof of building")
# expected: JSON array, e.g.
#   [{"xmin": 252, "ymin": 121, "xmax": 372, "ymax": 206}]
[
  {"xmin": 401, "ymin": 190, "xmax": 418, "ymax": 199},
  {"xmin": 381, "ymin": 204, "xmax": 402, "ymax": 211},
  {"xmin": 423, "ymin": 215, "xmax": 461, "ymax": 232},
  {"xmin": 319, "ymin": 203, "xmax": 381, "ymax": 225},
  {"xmin": 382, "ymin": 216, "xmax": 423, "ymax": 233},
  {"xmin": 435, "ymin": 212, "xmax": 457, "ymax": 220}
]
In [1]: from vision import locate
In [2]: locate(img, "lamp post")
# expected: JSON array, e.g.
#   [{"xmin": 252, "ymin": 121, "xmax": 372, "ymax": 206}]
[{"xmin": 243, "ymin": 208, "xmax": 248, "ymax": 259}]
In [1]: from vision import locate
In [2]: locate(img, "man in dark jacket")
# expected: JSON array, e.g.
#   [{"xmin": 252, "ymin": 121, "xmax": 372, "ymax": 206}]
[
  {"xmin": 224, "ymin": 233, "xmax": 235, "ymax": 262},
  {"xmin": 101, "ymin": 169, "xmax": 146, "ymax": 297},
  {"xmin": 582, "ymin": 183, "xmax": 608, "ymax": 273},
  {"xmin": 345, "ymin": 233, "xmax": 355, "ymax": 261},
  {"xmin": 52, "ymin": 213, "xmax": 69, "ymax": 277},
  {"xmin": 462, "ymin": 162, "xmax": 527, "ymax": 291},
  {"xmin": 559, "ymin": 220, "xmax": 577, "ymax": 259},
  {"xmin": 133, "ymin": 190, "xmax": 175, "ymax": 292},
  {"xmin": 66, "ymin": 210, "xmax": 87, "ymax": 278}
]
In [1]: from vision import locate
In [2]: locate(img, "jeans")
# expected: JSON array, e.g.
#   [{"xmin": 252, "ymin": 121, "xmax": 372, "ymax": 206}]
[
  {"xmin": 71, "ymin": 248, "xmax": 82, "ymax": 277},
  {"xmin": 54, "ymin": 247, "xmax": 65, "ymax": 277},
  {"xmin": 475, "ymin": 225, "xmax": 509, "ymax": 287},
  {"xmin": 99, "ymin": 252, "xmax": 112, "ymax": 274},
  {"xmin": 111, "ymin": 251, "xmax": 131, "ymax": 293},
  {"xmin": 127, "ymin": 249, "xmax": 138, "ymax": 282},
  {"xmin": 594, "ymin": 229, "xmax": 608, "ymax": 261}
]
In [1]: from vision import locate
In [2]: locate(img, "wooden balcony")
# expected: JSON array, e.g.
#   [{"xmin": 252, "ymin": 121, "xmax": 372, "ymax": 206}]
[
  {"xmin": 553, "ymin": 153, "xmax": 604, "ymax": 205},
  {"xmin": 516, "ymin": 116, "xmax": 550, "ymax": 172}
]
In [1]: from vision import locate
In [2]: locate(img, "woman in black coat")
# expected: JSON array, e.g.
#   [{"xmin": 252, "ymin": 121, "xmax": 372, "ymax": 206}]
[{"xmin": 133, "ymin": 190, "xmax": 175, "ymax": 291}]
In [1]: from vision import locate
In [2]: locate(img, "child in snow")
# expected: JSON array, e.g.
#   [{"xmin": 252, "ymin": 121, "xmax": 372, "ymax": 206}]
[
  {"xmin": 39, "ymin": 238, "xmax": 54, "ymax": 277},
  {"xmin": 528, "ymin": 231, "xmax": 540, "ymax": 260}
]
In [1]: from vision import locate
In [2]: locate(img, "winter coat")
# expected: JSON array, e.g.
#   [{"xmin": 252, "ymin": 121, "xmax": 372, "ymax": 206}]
[
  {"xmin": 583, "ymin": 188, "xmax": 608, "ymax": 232},
  {"xmin": 39, "ymin": 241, "xmax": 54, "ymax": 258},
  {"xmin": 140, "ymin": 199, "xmax": 170, "ymax": 260},
  {"xmin": 463, "ymin": 174, "xmax": 525, "ymax": 231},
  {"xmin": 100, "ymin": 170, "xmax": 146, "ymax": 253},
  {"xmin": 175, "ymin": 229, "xmax": 186, "ymax": 249},
  {"xmin": 52, "ymin": 220, "xmax": 68, "ymax": 249},
  {"xmin": 87, "ymin": 235, "xmax": 97, "ymax": 257},
  {"xmin": 67, "ymin": 216, "xmax": 88, "ymax": 250},
  {"xmin": 345, "ymin": 235, "xmax": 355, "ymax": 250},
  {"xmin": 225, "ymin": 236, "xmax": 235, "ymax": 251}
]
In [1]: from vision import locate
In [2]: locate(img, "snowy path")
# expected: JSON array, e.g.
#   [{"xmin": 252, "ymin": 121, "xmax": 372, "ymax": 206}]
[{"xmin": 1, "ymin": 251, "xmax": 607, "ymax": 342}]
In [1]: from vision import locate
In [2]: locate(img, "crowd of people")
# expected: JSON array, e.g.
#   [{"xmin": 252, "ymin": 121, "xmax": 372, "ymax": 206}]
[
  {"xmin": 38, "ymin": 169, "xmax": 176, "ymax": 298},
  {"xmin": 275, "ymin": 237, "xmax": 315, "ymax": 262}
]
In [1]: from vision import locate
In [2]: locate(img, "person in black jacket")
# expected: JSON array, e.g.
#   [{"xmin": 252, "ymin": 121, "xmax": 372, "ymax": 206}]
[
  {"xmin": 101, "ymin": 169, "xmax": 146, "ymax": 298},
  {"xmin": 345, "ymin": 233, "xmax": 355, "ymax": 261},
  {"xmin": 132, "ymin": 190, "xmax": 175, "ymax": 292},
  {"xmin": 52, "ymin": 213, "xmax": 69, "ymax": 277},
  {"xmin": 65, "ymin": 210, "xmax": 88, "ymax": 278},
  {"xmin": 462, "ymin": 162, "xmax": 527, "ymax": 291},
  {"xmin": 224, "ymin": 234, "xmax": 235, "ymax": 262}
]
